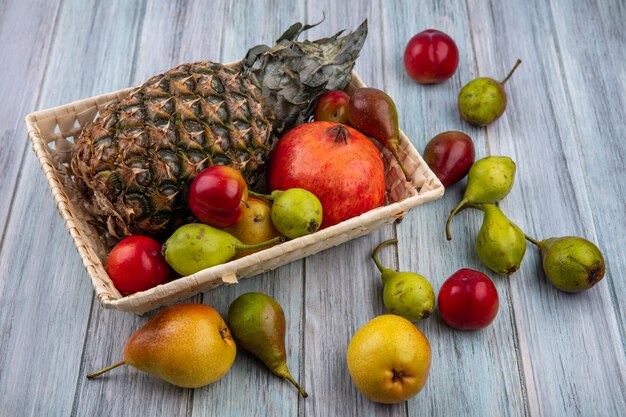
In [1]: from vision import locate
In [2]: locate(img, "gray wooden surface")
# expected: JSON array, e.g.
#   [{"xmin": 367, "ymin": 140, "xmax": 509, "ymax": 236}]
[{"xmin": 1, "ymin": 0, "xmax": 625, "ymax": 415}]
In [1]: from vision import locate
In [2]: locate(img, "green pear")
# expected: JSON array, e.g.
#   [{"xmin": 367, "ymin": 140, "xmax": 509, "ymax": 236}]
[
  {"xmin": 371, "ymin": 239, "xmax": 434, "ymax": 321},
  {"xmin": 446, "ymin": 156, "xmax": 517, "ymax": 240},
  {"xmin": 458, "ymin": 59, "xmax": 521, "ymax": 126},
  {"xmin": 251, "ymin": 188, "xmax": 323, "ymax": 239},
  {"xmin": 227, "ymin": 292, "xmax": 307, "ymax": 397},
  {"xmin": 472, "ymin": 204, "xmax": 526, "ymax": 275},
  {"xmin": 87, "ymin": 304, "xmax": 236, "ymax": 388},
  {"xmin": 526, "ymin": 235, "xmax": 606, "ymax": 292},
  {"xmin": 163, "ymin": 223, "xmax": 283, "ymax": 276}
]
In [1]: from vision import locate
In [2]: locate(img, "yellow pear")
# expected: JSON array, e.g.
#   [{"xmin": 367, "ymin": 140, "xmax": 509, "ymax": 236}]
[
  {"xmin": 223, "ymin": 196, "xmax": 282, "ymax": 259},
  {"xmin": 87, "ymin": 304, "xmax": 236, "ymax": 388},
  {"xmin": 347, "ymin": 315, "xmax": 431, "ymax": 403}
]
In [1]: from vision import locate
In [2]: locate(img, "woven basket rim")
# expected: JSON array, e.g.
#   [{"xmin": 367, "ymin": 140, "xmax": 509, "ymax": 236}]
[{"xmin": 25, "ymin": 69, "xmax": 445, "ymax": 314}]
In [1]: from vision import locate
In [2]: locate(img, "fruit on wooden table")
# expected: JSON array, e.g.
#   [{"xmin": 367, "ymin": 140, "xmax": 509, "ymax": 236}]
[
  {"xmin": 348, "ymin": 87, "xmax": 411, "ymax": 180},
  {"xmin": 87, "ymin": 304, "xmax": 236, "ymax": 388},
  {"xmin": 189, "ymin": 166, "xmax": 249, "ymax": 228},
  {"xmin": 371, "ymin": 239, "xmax": 435, "ymax": 322},
  {"xmin": 423, "ymin": 131, "xmax": 475, "ymax": 187},
  {"xmin": 251, "ymin": 189, "xmax": 323, "ymax": 239},
  {"xmin": 458, "ymin": 59, "xmax": 522, "ymax": 126},
  {"xmin": 106, "ymin": 235, "xmax": 170, "ymax": 294},
  {"xmin": 267, "ymin": 122, "xmax": 385, "ymax": 228},
  {"xmin": 470, "ymin": 204, "xmax": 526, "ymax": 275},
  {"xmin": 314, "ymin": 90, "xmax": 351, "ymax": 124},
  {"xmin": 227, "ymin": 292, "xmax": 307, "ymax": 397},
  {"xmin": 525, "ymin": 235, "xmax": 606, "ymax": 292},
  {"xmin": 438, "ymin": 268, "xmax": 499, "ymax": 330},
  {"xmin": 446, "ymin": 156, "xmax": 516, "ymax": 240},
  {"xmin": 163, "ymin": 223, "xmax": 283, "ymax": 276},
  {"xmin": 403, "ymin": 29, "xmax": 459, "ymax": 84},
  {"xmin": 347, "ymin": 315, "xmax": 431, "ymax": 404},
  {"xmin": 222, "ymin": 196, "xmax": 281, "ymax": 259},
  {"xmin": 70, "ymin": 20, "xmax": 367, "ymax": 240}
]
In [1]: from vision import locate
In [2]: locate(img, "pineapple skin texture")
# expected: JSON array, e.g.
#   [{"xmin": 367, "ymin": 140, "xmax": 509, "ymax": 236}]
[
  {"xmin": 71, "ymin": 62, "xmax": 273, "ymax": 239},
  {"xmin": 70, "ymin": 21, "xmax": 368, "ymax": 241}
]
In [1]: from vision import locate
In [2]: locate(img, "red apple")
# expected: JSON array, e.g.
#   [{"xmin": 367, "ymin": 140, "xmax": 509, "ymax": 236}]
[
  {"xmin": 189, "ymin": 166, "xmax": 249, "ymax": 228},
  {"xmin": 106, "ymin": 236, "xmax": 170, "ymax": 295},
  {"xmin": 404, "ymin": 29, "xmax": 459, "ymax": 84},
  {"xmin": 267, "ymin": 122, "xmax": 385, "ymax": 228},
  {"xmin": 314, "ymin": 90, "xmax": 351, "ymax": 124},
  {"xmin": 423, "ymin": 131, "xmax": 475, "ymax": 187}
]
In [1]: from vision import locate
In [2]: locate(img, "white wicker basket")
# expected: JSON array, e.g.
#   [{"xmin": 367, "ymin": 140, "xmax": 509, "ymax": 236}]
[{"xmin": 25, "ymin": 70, "xmax": 444, "ymax": 314}]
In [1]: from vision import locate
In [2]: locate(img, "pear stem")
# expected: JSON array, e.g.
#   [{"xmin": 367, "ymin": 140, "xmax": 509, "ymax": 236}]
[
  {"xmin": 87, "ymin": 360, "xmax": 126, "ymax": 379},
  {"xmin": 391, "ymin": 150, "xmax": 412, "ymax": 183},
  {"xmin": 284, "ymin": 374, "xmax": 308, "ymax": 398},
  {"xmin": 237, "ymin": 236, "xmax": 285, "ymax": 251},
  {"xmin": 524, "ymin": 234, "xmax": 543, "ymax": 248},
  {"xmin": 502, "ymin": 59, "xmax": 522, "ymax": 85},
  {"xmin": 372, "ymin": 239, "xmax": 397, "ymax": 273},
  {"xmin": 248, "ymin": 190, "xmax": 274, "ymax": 201},
  {"xmin": 463, "ymin": 203, "xmax": 485, "ymax": 211},
  {"xmin": 445, "ymin": 198, "xmax": 468, "ymax": 241}
]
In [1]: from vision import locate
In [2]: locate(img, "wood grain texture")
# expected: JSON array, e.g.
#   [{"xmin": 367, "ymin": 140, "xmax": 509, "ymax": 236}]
[
  {"xmin": 382, "ymin": 1, "xmax": 528, "ymax": 416},
  {"xmin": 0, "ymin": 0, "xmax": 61, "ymax": 248},
  {"xmin": 466, "ymin": 1, "xmax": 625, "ymax": 416},
  {"xmin": 73, "ymin": 1, "xmax": 203, "ymax": 415},
  {"xmin": 301, "ymin": 1, "xmax": 405, "ymax": 415},
  {"xmin": 0, "ymin": 0, "xmax": 147, "ymax": 416},
  {"xmin": 0, "ymin": 0, "xmax": 624, "ymax": 416},
  {"xmin": 194, "ymin": 2, "xmax": 307, "ymax": 416},
  {"xmin": 546, "ymin": 0, "xmax": 626, "ymax": 342}
]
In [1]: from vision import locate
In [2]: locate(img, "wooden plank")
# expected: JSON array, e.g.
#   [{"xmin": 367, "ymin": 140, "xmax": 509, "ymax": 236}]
[
  {"xmin": 191, "ymin": 2, "xmax": 308, "ymax": 416},
  {"xmin": 547, "ymin": 0, "xmax": 626, "ymax": 340},
  {"xmin": 302, "ymin": 1, "xmax": 404, "ymax": 416},
  {"xmin": 0, "ymin": 0, "xmax": 61, "ymax": 254},
  {"xmin": 382, "ymin": 1, "xmax": 528, "ymax": 416},
  {"xmin": 0, "ymin": 1, "xmax": 149, "ymax": 416},
  {"xmin": 465, "ymin": 0, "xmax": 626, "ymax": 416},
  {"xmin": 73, "ymin": 1, "xmax": 225, "ymax": 416}
]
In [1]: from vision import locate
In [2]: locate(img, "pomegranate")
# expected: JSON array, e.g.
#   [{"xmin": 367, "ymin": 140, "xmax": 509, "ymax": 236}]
[{"xmin": 267, "ymin": 122, "xmax": 386, "ymax": 228}]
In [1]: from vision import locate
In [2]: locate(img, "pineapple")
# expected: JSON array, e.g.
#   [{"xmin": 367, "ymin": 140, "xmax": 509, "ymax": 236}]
[{"xmin": 71, "ymin": 21, "xmax": 367, "ymax": 240}]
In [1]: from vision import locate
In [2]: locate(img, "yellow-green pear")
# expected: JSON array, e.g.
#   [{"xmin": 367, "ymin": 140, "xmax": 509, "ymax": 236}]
[
  {"xmin": 347, "ymin": 315, "xmax": 431, "ymax": 404},
  {"xmin": 446, "ymin": 156, "xmax": 516, "ymax": 240},
  {"xmin": 87, "ymin": 304, "xmax": 236, "ymax": 388}
]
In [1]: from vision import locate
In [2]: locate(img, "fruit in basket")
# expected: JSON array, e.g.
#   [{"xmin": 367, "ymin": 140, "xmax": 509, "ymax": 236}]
[
  {"xmin": 446, "ymin": 156, "xmax": 516, "ymax": 240},
  {"xmin": 267, "ymin": 122, "xmax": 385, "ymax": 228},
  {"xmin": 87, "ymin": 304, "xmax": 236, "ymax": 388},
  {"xmin": 348, "ymin": 87, "xmax": 411, "ymax": 180},
  {"xmin": 471, "ymin": 204, "xmax": 526, "ymax": 275},
  {"xmin": 163, "ymin": 223, "xmax": 283, "ymax": 276},
  {"xmin": 347, "ymin": 315, "xmax": 431, "ymax": 403},
  {"xmin": 423, "ymin": 131, "xmax": 475, "ymax": 187},
  {"xmin": 371, "ymin": 239, "xmax": 435, "ymax": 321},
  {"xmin": 189, "ymin": 166, "xmax": 249, "ymax": 228},
  {"xmin": 525, "ymin": 235, "xmax": 605, "ymax": 292},
  {"xmin": 222, "ymin": 197, "xmax": 281, "ymax": 259},
  {"xmin": 227, "ymin": 292, "xmax": 307, "ymax": 397},
  {"xmin": 314, "ymin": 90, "xmax": 351, "ymax": 124},
  {"xmin": 458, "ymin": 59, "xmax": 522, "ymax": 126},
  {"xmin": 403, "ymin": 29, "xmax": 459, "ymax": 84},
  {"xmin": 438, "ymin": 269, "xmax": 499, "ymax": 330},
  {"xmin": 251, "ymin": 189, "xmax": 322, "ymax": 239},
  {"xmin": 106, "ymin": 236, "xmax": 170, "ymax": 294},
  {"xmin": 70, "ymin": 21, "xmax": 368, "ymax": 240}
]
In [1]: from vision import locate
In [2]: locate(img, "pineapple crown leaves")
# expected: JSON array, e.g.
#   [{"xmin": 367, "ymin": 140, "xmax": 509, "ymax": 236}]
[{"xmin": 242, "ymin": 19, "xmax": 368, "ymax": 135}]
